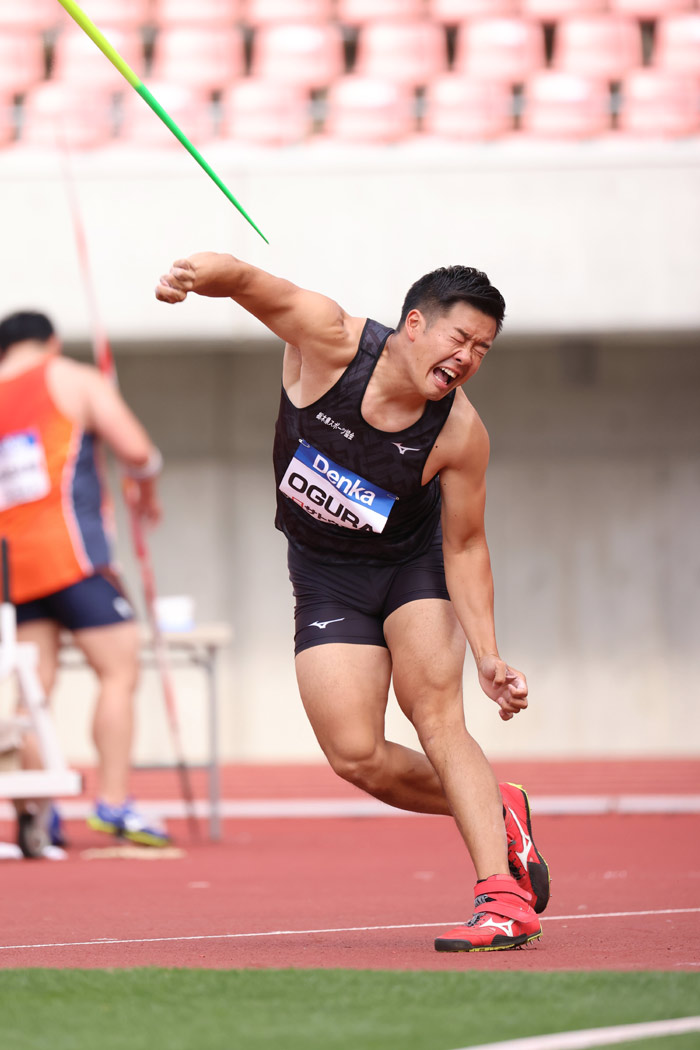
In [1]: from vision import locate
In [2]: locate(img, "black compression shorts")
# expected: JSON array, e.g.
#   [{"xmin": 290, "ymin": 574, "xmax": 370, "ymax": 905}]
[{"xmin": 287, "ymin": 527, "xmax": 450, "ymax": 655}]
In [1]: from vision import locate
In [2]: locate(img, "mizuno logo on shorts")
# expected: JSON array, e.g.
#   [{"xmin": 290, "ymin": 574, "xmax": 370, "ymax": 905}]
[
  {"xmin": 113, "ymin": 597, "xmax": 134, "ymax": 620},
  {"xmin": 279, "ymin": 441, "xmax": 397, "ymax": 533},
  {"xmin": 309, "ymin": 618, "xmax": 345, "ymax": 629}
]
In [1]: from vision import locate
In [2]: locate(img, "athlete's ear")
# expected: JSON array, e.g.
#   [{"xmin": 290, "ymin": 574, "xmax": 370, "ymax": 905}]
[
  {"xmin": 46, "ymin": 334, "xmax": 62, "ymax": 357},
  {"xmin": 404, "ymin": 309, "xmax": 425, "ymax": 343}
]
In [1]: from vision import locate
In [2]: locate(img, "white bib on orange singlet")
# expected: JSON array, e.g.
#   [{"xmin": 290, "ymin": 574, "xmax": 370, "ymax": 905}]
[{"xmin": 0, "ymin": 429, "xmax": 51, "ymax": 511}]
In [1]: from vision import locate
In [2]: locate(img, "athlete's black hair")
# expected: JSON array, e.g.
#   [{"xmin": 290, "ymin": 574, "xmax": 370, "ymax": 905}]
[
  {"xmin": 398, "ymin": 266, "xmax": 506, "ymax": 334},
  {"xmin": 0, "ymin": 310, "xmax": 56, "ymax": 355}
]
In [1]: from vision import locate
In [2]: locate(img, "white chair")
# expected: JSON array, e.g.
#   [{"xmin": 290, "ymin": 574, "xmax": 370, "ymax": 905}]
[
  {"xmin": 521, "ymin": 70, "xmax": 611, "ymax": 136},
  {"xmin": 423, "ymin": 74, "xmax": 513, "ymax": 139},
  {"xmin": 324, "ymin": 75, "xmax": 416, "ymax": 143}
]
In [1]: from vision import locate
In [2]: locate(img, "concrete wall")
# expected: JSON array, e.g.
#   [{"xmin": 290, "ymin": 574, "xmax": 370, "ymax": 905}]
[
  {"xmin": 0, "ymin": 138, "xmax": 699, "ymax": 340},
  {"xmin": 0, "ymin": 141, "xmax": 698, "ymax": 765}
]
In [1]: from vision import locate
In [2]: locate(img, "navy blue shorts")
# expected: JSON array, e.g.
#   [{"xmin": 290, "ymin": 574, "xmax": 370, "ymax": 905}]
[
  {"xmin": 15, "ymin": 571, "xmax": 135, "ymax": 632},
  {"xmin": 288, "ymin": 528, "xmax": 450, "ymax": 655}
]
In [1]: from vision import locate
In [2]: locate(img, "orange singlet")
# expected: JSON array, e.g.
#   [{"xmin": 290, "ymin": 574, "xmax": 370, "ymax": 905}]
[{"xmin": 0, "ymin": 357, "xmax": 113, "ymax": 603}]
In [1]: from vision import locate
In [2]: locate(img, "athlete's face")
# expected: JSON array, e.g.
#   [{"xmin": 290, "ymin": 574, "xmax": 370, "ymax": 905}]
[{"xmin": 406, "ymin": 302, "xmax": 497, "ymax": 400}]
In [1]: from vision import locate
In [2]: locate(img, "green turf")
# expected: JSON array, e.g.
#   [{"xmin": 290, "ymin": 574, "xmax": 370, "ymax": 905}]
[{"xmin": 1, "ymin": 970, "xmax": 698, "ymax": 1050}]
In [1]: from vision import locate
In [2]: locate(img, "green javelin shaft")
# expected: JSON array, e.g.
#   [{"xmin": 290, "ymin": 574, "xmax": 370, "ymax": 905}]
[{"xmin": 56, "ymin": 0, "xmax": 268, "ymax": 243}]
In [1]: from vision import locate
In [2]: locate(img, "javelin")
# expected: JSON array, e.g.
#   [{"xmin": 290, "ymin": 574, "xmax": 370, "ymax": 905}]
[
  {"xmin": 56, "ymin": 0, "xmax": 268, "ymax": 244},
  {"xmin": 60, "ymin": 145, "xmax": 201, "ymax": 842}
]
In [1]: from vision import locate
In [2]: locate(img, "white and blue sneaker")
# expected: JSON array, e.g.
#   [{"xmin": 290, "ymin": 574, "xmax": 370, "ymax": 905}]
[{"xmin": 87, "ymin": 798, "xmax": 171, "ymax": 848}]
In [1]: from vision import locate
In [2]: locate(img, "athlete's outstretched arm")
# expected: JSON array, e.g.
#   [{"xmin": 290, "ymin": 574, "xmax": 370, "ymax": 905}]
[
  {"xmin": 155, "ymin": 252, "xmax": 358, "ymax": 361},
  {"xmin": 439, "ymin": 406, "xmax": 528, "ymax": 721}
]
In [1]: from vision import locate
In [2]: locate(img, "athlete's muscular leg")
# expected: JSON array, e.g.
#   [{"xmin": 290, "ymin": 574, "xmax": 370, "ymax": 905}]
[
  {"xmin": 16, "ymin": 620, "xmax": 61, "ymax": 770},
  {"xmin": 295, "ymin": 642, "xmax": 451, "ymax": 814},
  {"xmin": 73, "ymin": 621, "xmax": 140, "ymax": 805},
  {"xmin": 385, "ymin": 598, "xmax": 508, "ymax": 880}
]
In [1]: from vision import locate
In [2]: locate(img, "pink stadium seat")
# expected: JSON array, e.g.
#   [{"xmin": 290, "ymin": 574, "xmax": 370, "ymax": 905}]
[
  {"xmin": 324, "ymin": 75, "xmax": 416, "ymax": 143},
  {"xmin": 0, "ymin": 0, "xmax": 59, "ymax": 32},
  {"xmin": 520, "ymin": 0, "xmax": 607, "ymax": 21},
  {"xmin": 0, "ymin": 97, "xmax": 14, "ymax": 147},
  {"xmin": 610, "ymin": 0, "xmax": 694, "ymax": 19},
  {"xmin": 337, "ymin": 0, "xmax": 424, "ymax": 26},
  {"xmin": 153, "ymin": 0, "xmax": 241, "ymax": 27},
  {"xmin": 151, "ymin": 26, "xmax": 245, "ymax": 92},
  {"xmin": 20, "ymin": 82, "xmax": 114, "ymax": 149},
  {"xmin": 654, "ymin": 14, "xmax": 700, "ymax": 78},
  {"xmin": 355, "ymin": 20, "xmax": 448, "ymax": 89},
  {"xmin": 220, "ymin": 78, "xmax": 311, "ymax": 144},
  {"xmin": 553, "ymin": 15, "xmax": 643, "ymax": 80},
  {"xmin": 521, "ymin": 70, "xmax": 611, "ymax": 136},
  {"xmin": 119, "ymin": 82, "xmax": 212, "ymax": 146},
  {"xmin": 52, "ymin": 27, "xmax": 145, "ymax": 90},
  {"xmin": 250, "ymin": 23, "xmax": 345, "ymax": 90},
  {"xmin": 58, "ymin": 0, "xmax": 151, "ymax": 30},
  {"xmin": 244, "ymin": 0, "xmax": 333, "ymax": 26},
  {"xmin": 454, "ymin": 18, "xmax": 546, "ymax": 85},
  {"xmin": 618, "ymin": 68, "xmax": 700, "ymax": 135},
  {"xmin": 429, "ymin": 1, "xmax": 520, "ymax": 23},
  {"xmin": 423, "ymin": 74, "xmax": 513, "ymax": 139},
  {"xmin": 0, "ymin": 33, "xmax": 46, "ymax": 95}
]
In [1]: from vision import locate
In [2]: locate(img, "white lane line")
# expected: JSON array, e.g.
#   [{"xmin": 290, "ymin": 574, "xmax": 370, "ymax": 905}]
[
  {"xmin": 1, "ymin": 795, "xmax": 700, "ymax": 821},
  {"xmin": 1, "ymin": 907, "xmax": 699, "ymax": 953},
  {"xmin": 452, "ymin": 1016, "xmax": 700, "ymax": 1050}
]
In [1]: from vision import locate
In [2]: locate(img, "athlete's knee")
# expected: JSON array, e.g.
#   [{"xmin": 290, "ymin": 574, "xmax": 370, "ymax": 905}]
[
  {"xmin": 411, "ymin": 701, "xmax": 466, "ymax": 751},
  {"xmin": 98, "ymin": 657, "xmax": 139, "ymax": 691},
  {"xmin": 326, "ymin": 742, "xmax": 389, "ymax": 795}
]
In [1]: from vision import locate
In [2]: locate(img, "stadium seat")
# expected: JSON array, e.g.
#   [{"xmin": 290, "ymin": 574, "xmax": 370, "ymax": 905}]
[
  {"xmin": 454, "ymin": 18, "xmax": 546, "ymax": 85},
  {"xmin": 0, "ymin": 95, "xmax": 16, "ymax": 147},
  {"xmin": 553, "ymin": 15, "xmax": 643, "ymax": 81},
  {"xmin": 337, "ymin": 0, "xmax": 424, "ymax": 26},
  {"xmin": 58, "ymin": 0, "xmax": 151, "ymax": 30},
  {"xmin": 220, "ymin": 78, "xmax": 311, "ymax": 145},
  {"xmin": 423, "ymin": 73, "xmax": 513, "ymax": 139},
  {"xmin": 151, "ymin": 26, "xmax": 246, "ymax": 92},
  {"xmin": 20, "ymin": 82, "xmax": 114, "ymax": 149},
  {"xmin": 0, "ymin": 33, "xmax": 46, "ymax": 95},
  {"xmin": 654, "ymin": 14, "xmax": 700, "ymax": 78},
  {"xmin": 153, "ymin": 0, "xmax": 241, "ymax": 27},
  {"xmin": 521, "ymin": 70, "xmax": 611, "ymax": 136},
  {"xmin": 244, "ymin": 0, "xmax": 333, "ymax": 26},
  {"xmin": 250, "ymin": 23, "xmax": 345, "ymax": 90},
  {"xmin": 618, "ymin": 68, "xmax": 700, "ymax": 136},
  {"xmin": 429, "ymin": 1, "xmax": 520, "ymax": 24},
  {"xmin": 51, "ymin": 27, "xmax": 145, "ymax": 90},
  {"xmin": 119, "ymin": 82, "xmax": 213, "ymax": 146},
  {"xmin": 609, "ymin": 0, "xmax": 694, "ymax": 19},
  {"xmin": 324, "ymin": 75, "xmax": 416, "ymax": 143},
  {"xmin": 520, "ymin": 0, "xmax": 607, "ymax": 21},
  {"xmin": 355, "ymin": 21, "xmax": 448, "ymax": 89},
  {"xmin": 0, "ymin": 0, "xmax": 59, "ymax": 32}
]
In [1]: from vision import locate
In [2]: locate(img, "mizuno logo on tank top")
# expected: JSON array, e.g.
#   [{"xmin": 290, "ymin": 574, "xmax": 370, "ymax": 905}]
[
  {"xmin": 392, "ymin": 443, "xmax": 422, "ymax": 455},
  {"xmin": 279, "ymin": 440, "xmax": 398, "ymax": 533}
]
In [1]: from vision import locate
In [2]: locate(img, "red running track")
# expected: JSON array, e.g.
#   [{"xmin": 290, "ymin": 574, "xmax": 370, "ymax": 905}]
[{"xmin": 0, "ymin": 761, "xmax": 699, "ymax": 971}]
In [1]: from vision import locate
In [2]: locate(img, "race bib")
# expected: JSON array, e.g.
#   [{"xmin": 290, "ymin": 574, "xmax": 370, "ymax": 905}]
[
  {"xmin": 279, "ymin": 440, "xmax": 397, "ymax": 533},
  {"xmin": 0, "ymin": 430, "xmax": 51, "ymax": 511}
]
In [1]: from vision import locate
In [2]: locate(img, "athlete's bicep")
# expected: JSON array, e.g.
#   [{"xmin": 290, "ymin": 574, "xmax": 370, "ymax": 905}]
[
  {"xmin": 82, "ymin": 372, "xmax": 153, "ymax": 465},
  {"xmin": 234, "ymin": 270, "xmax": 356, "ymax": 359},
  {"xmin": 439, "ymin": 421, "xmax": 490, "ymax": 552}
]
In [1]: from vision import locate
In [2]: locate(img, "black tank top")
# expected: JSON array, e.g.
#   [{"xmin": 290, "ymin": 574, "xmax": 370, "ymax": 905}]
[{"xmin": 273, "ymin": 318, "xmax": 456, "ymax": 565}]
